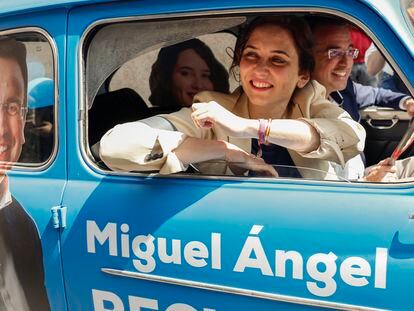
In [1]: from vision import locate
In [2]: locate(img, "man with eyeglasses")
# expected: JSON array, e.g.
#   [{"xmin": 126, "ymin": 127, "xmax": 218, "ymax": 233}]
[
  {"xmin": 0, "ymin": 36, "xmax": 50, "ymax": 310},
  {"xmin": 309, "ymin": 17, "xmax": 414, "ymax": 182},
  {"xmin": 310, "ymin": 17, "xmax": 414, "ymax": 122}
]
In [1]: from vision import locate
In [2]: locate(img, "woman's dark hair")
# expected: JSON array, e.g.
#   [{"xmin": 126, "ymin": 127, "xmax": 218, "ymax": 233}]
[
  {"xmin": 0, "ymin": 36, "xmax": 28, "ymax": 105},
  {"xmin": 149, "ymin": 38, "xmax": 229, "ymax": 107},
  {"xmin": 230, "ymin": 16, "xmax": 315, "ymax": 77}
]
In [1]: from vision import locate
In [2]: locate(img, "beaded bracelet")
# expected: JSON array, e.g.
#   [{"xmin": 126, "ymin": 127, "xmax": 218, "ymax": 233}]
[
  {"xmin": 258, "ymin": 119, "xmax": 267, "ymax": 145},
  {"xmin": 264, "ymin": 118, "xmax": 272, "ymax": 145}
]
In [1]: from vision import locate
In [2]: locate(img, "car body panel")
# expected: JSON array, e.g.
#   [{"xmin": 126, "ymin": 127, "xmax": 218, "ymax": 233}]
[
  {"xmin": 0, "ymin": 8, "xmax": 69, "ymax": 311},
  {"xmin": 1, "ymin": 0, "xmax": 414, "ymax": 310},
  {"xmin": 57, "ymin": 0, "xmax": 414, "ymax": 310}
]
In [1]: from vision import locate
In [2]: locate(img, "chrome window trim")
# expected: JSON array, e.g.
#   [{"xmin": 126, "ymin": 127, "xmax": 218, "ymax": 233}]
[
  {"xmin": 0, "ymin": 26, "xmax": 59, "ymax": 172},
  {"xmin": 79, "ymin": 6, "xmax": 414, "ymax": 188},
  {"xmin": 102, "ymin": 268, "xmax": 385, "ymax": 311}
]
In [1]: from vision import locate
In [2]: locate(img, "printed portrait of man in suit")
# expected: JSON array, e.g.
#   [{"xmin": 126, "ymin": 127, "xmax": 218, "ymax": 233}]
[{"xmin": 0, "ymin": 35, "xmax": 50, "ymax": 310}]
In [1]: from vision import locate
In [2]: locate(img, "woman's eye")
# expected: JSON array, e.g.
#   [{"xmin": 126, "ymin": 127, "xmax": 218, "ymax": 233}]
[
  {"xmin": 271, "ymin": 57, "xmax": 286, "ymax": 65},
  {"xmin": 243, "ymin": 52, "xmax": 257, "ymax": 60},
  {"xmin": 179, "ymin": 69, "xmax": 190, "ymax": 76},
  {"xmin": 201, "ymin": 73, "xmax": 211, "ymax": 79}
]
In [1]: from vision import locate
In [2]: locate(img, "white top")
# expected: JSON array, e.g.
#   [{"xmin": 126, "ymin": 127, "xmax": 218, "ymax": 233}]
[{"xmin": 328, "ymin": 98, "xmax": 365, "ymax": 180}]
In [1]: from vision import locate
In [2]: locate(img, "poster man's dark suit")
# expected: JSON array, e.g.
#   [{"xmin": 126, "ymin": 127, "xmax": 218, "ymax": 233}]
[{"xmin": 0, "ymin": 191, "xmax": 50, "ymax": 311}]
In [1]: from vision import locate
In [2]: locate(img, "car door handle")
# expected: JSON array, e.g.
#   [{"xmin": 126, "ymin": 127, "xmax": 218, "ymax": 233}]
[{"xmin": 366, "ymin": 117, "xmax": 398, "ymax": 129}]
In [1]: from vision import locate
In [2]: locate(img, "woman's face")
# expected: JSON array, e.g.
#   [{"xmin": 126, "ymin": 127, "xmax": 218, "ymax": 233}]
[
  {"xmin": 171, "ymin": 48, "xmax": 214, "ymax": 107},
  {"xmin": 239, "ymin": 24, "xmax": 309, "ymax": 109}
]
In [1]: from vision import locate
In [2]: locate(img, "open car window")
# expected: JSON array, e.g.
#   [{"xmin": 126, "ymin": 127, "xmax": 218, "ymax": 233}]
[{"xmin": 85, "ymin": 13, "xmax": 414, "ymax": 184}]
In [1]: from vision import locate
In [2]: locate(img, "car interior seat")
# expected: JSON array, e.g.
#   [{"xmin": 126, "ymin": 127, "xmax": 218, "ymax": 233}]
[
  {"xmin": 88, "ymin": 87, "xmax": 183, "ymax": 166},
  {"xmin": 88, "ymin": 87, "xmax": 149, "ymax": 147}
]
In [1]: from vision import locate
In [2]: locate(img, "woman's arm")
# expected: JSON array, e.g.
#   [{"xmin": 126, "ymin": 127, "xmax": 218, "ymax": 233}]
[
  {"xmin": 100, "ymin": 120, "xmax": 276, "ymax": 175},
  {"xmin": 174, "ymin": 137, "xmax": 277, "ymax": 176},
  {"xmin": 241, "ymin": 119, "xmax": 320, "ymax": 153},
  {"xmin": 174, "ymin": 137, "xmax": 228, "ymax": 164},
  {"xmin": 191, "ymin": 102, "xmax": 320, "ymax": 153},
  {"xmin": 99, "ymin": 121, "xmax": 187, "ymax": 174}
]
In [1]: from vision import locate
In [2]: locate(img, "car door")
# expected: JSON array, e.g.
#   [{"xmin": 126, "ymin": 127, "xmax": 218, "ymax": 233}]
[
  {"xmin": 61, "ymin": 1, "xmax": 414, "ymax": 310},
  {"xmin": 0, "ymin": 6, "xmax": 68, "ymax": 311}
]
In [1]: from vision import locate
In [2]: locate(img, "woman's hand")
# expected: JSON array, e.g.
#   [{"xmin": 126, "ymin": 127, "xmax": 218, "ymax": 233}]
[
  {"xmin": 362, "ymin": 158, "xmax": 397, "ymax": 182},
  {"xmin": 223, "ymin": 141, "xmax": 278, "ymax": 177},
  {"xmin": 191, "ymin": 101, "xmax": 251, "ymax": 137}
]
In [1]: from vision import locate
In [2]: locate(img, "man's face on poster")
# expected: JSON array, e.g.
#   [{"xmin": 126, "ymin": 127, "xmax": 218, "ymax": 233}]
[{"xmin": 0, "ymin": 56, "xmax": 26, "ymax": 175}]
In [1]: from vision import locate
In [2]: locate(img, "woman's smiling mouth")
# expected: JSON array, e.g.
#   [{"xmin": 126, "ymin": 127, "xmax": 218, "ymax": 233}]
[{"xmin": 250, "ymin": 80, "xmax": 273, "ymax": 90}]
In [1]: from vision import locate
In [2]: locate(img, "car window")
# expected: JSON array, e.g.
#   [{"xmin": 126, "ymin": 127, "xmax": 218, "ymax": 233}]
[
  {"xmin": 0, "ymin": 31, "xmax": 56, "ymax": 166},
  {"xmin": 84, "ymin": 13, "xmax": 414, "ymax": 184}
]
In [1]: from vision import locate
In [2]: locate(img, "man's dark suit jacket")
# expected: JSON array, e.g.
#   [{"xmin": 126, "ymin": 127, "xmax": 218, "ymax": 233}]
[
  {"xmin": 330, "ymin": 78, "xmax": 407, "ymax": 121},
  {"xmin": 0, "ymin": 196, "xmax": 50, "ymax": 310}
]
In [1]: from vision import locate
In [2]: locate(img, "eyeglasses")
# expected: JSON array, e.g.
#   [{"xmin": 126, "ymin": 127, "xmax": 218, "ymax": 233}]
[
  {"xmin": 328, "ymin": 48, "xmax": 359, "ymax": 60},
  {"xmin": 0, "ymin": 102, "xmax": 27, "ymax": 118}
]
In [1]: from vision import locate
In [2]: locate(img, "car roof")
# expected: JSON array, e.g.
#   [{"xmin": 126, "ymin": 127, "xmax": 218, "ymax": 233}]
[
  {"xmin": 0, "ymin": 0, "xmax": 115, "ymax": 16},
  {"xmin": 0, "ymin": 0, "xmax": 403, "ymax": 19},
  {"xmin": 0, "ymin": 0, "xmax": 401, "ymax": 14},
  {"xmin": 2, "ymin": 0, "xmax": 411, "ymax": 51}
]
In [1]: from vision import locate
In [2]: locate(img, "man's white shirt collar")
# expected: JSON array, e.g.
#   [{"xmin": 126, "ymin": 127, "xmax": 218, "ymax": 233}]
[{"xmin": 0, "ymin": 176, "xmax": 12, "ymax": 209}]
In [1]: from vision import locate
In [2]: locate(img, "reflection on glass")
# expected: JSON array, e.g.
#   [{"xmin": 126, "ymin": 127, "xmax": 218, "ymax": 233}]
[
  {"xmin": 19, "ymin": 77, "xmax": 54, "ymax": 163},
  {"xmin": 8, "ymin": 33, "xmax": 56, "ymax": 165}
]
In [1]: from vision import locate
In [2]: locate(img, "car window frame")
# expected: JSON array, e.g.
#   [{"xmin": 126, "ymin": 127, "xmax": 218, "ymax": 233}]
[
  {"xmin": 79, "ymin": 8, "xmax": 414, "ymax": 188},
  {"xmin": 0, "ymin": 26, "xmax": 59, "ymax": 172}
]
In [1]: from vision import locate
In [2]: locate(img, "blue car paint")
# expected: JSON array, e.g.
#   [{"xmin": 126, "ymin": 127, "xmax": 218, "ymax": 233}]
[
  {"xmin": 1, "ymin": 8, "xmax": 69, "ymax": 311},
  {"xmin": 2, "ymin": 0, "xmax": 414, "ymax": 309}
]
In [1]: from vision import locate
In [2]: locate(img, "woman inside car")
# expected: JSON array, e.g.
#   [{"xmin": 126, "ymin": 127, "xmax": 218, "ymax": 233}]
[
  {"xmin": 149, "ymin": 38, "xmax": 229, "ymax": 108},
  {"xmin": 100, "ymin": 16, "xmax": 366, "ymax": 179}
]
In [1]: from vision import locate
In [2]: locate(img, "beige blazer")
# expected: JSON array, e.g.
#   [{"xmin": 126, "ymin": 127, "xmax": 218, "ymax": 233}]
[{"xmin": 100, "ymin": 80, "xmax": 366, "ymax": 179}]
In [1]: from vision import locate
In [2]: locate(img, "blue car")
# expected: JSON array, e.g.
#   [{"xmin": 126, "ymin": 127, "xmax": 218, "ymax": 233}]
[{"xmin": 1, "ymin": 0, "xmax": 414, "ymax": 310}]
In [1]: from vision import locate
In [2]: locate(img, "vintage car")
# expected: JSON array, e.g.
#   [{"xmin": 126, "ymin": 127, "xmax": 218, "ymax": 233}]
[{"xmin": 1, "ymin": 0, "xmax": 414, "ymax": 310}]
